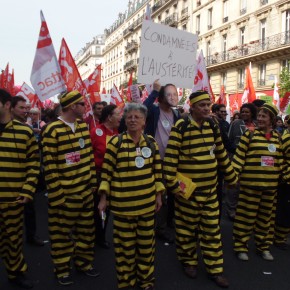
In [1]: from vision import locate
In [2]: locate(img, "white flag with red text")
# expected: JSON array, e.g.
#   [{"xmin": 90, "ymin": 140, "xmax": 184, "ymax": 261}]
[
  {"xmin": 30, "ymin": 11, "xmax": 66, "ymax": 101},
  {"xmin": 16, "ymin": 82, "xmax": 42, "ymax": 108},
  {"xmin": 192, "ymin": 50, "xmax": 214, "ymax": 102},
  {"xmin": 110, "ymin": 84, "xmax": 124, "ymax": 107}
]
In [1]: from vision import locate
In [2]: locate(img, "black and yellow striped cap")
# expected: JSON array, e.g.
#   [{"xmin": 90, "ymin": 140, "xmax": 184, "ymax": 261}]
[
  {"xmin": 189, "ymin": 91, "xmax": 211, "ymax": 106},
  {"xmin": 59, "ymin": 90, "xmax": 83, "ymax": 109},
  {"xmin": 261, "ymin": 103, "xmax": 278, "ymax": 117}
]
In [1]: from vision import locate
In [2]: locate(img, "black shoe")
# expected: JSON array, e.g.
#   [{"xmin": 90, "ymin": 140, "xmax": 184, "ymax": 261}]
[
  {"xmin": 96, "ymin": 240, "xmax": 110, "ymax": 249},
  {"xmin": 78, "ymin": 267, "xmax": 100, "ymax": 277},
  {"xmin": 58, "ymin": 275, "xmax": 73, "ymax": 286},
  {"xmin": 274, "ymin": 241, "xmax": 288, "ymax": 250},
  {"xmin": 9, "ymin": 274, "xmax": 33, "ymax": 289},
  {"xmin": 210, "ymin": 275, "xmax": 229, "ymax": 288},
  {"xmin": 27, "ymin": 236, "xmax": 45, "ymax": 246}
]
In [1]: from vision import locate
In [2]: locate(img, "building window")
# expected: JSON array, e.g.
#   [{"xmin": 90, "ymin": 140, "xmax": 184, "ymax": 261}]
[
  {"xmin": 223, "ymin": 1, "xmax": 228, "ymax": 23},
  {"xmin": 196, "ymin": 15, "xmax": 200, "ymax": 34},
  {"xmin": 282, "ymin": 59, "xmax": 290, "ymax": 70},
  {"xmin": 240, "ymin": 0, "xmax": 247, "ymax": 15},
  {"xmin": 207, "ymin": 41, "xmax": 211, "ymax": 57},
  {"xmin": 259, "ymin": 64, "xmax": 266, "ymax": 86},
  {"xmin": 260, "ymin": 19, "xmax": 266, "ymax": 49},
  {"xmin": 238, "ymin": 68, "xmax": 245, "ymax": 89},
  {"xmin": 222, "ymin": 34, "xmax": 227, "ymax": 60},
  {"xmin": 208, "ymin": 8, "xmax": 213, "ymax": 29},
  {"xmin": 240, "ymin": 27, "xmax": 245, "ymax": 45},
  {"xmin": 221, "ymin": 72, "xmax": 227, "ymax": 89}
]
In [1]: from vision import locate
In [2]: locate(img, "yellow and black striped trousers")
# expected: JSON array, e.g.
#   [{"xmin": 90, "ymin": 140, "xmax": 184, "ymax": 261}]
[
  {"xmin": 0, "ymin": 203, "xmax": 27, "ymax": 279},
  {"xmin": 175, "ymin": 191, "xmax": 224, "ymax": 275},
  {"xmin": 274, "ymin": 225, "xmax": 290, "ymax": 243},
  {"xmin": 48, "ymin": 192, "xmax": 95, "ymax": 278},
  {"xmin": 233, "ymin": 186, "xmax": 276, "ymax": 253},
  {"xmin": 113, "ymin": 212, "xmax": 155, "ymax": 289}
]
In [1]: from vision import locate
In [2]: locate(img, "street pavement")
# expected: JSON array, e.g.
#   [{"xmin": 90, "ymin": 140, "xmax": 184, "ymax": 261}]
[{"xmin": 1, "ymin": 192, "xmax": 290, "ymax": 290}]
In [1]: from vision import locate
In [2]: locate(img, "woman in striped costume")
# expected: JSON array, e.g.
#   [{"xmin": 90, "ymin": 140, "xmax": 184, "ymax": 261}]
[
  {"xmin": 98, "ymin": 103, "xmax": 165, "ymax": 290},
  {"xmin": 232, "ymin": 103, "xmax": 284, "ymax": 261}
]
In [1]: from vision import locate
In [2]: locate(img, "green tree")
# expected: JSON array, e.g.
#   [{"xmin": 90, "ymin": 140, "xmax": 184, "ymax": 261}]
[{"xmin": 279, "ymin": 63, "xmax": 290, "ymax": 97}]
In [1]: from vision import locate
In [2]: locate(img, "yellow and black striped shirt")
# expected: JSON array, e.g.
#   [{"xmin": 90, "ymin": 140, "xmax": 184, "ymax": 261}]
[
  {"xmin": 99, "ymin": 133, "xmax": 165, "ymax": 216},
  {"xmin": 232, "ymin": 129, "xmax": 283, "ymax": 189},
  {"xmin": 42, "ymin": 119, "xmax": 97, "ymax": 207},
  {"xmin": 164, "ymin": 118, "xmax": 237, "ymax": 195},
  {"xmin": 0, "ymin": 120, "xmax": 39, "ymax": 203},
  {"xmin": 281, "ymin": 129, "xmax": 290, "ymax": 183}
]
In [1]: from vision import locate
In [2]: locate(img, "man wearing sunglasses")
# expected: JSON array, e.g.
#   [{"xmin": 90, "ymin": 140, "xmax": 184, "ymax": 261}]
[{"xmin": 42, "ymin": 91, "xmax": 99, "ymax": 286}]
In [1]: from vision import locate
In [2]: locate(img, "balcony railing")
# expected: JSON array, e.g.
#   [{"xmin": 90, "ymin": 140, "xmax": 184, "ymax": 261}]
[
  {"xmin": 162, "ymin": 13, "xmax": 178, "ymax": 27},
  {"xmin": 125, "ymin": 41, "xmax": 138, "ymax": 53},
  {"xmin": 123, "ymin": 59, "xmax": 138, "ymax": 71},
  {"xmin": 240, "ymin": 8, "xmax": 246, "ymax": 15},
  {"xmin": 181, "ymin": 7, "xmax": 188, "ymax": 20},
  {"xmin": 206, "ymin": 31, "xmax": 290, "ymax": 67},
  {"xmin": 258, "ymin": 79, "xmax": 266, "ymax": 86}
]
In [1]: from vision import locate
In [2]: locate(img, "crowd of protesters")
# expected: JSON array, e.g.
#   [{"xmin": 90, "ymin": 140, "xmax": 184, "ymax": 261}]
[{"xmin": 0, "ymin": 84, "xmax": 290, "ymax": 290}]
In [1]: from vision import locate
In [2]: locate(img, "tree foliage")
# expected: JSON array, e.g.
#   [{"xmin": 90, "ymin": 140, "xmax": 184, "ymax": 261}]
[{"xmin": 279, "ymin": 63, "xmax": 290, "ymax": 97}]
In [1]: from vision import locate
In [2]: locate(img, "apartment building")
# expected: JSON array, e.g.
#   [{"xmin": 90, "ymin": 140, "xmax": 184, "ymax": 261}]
[{"xmin": 77, "ymin": 0, "xmax": 290, "ymax": 97}]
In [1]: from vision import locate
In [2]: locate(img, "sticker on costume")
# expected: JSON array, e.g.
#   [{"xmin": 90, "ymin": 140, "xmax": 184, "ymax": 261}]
[
  {"xmin": 79, "ymin": 138, "xmax": 85, "ymax": 149},
  {"xmin": 209, "ymin": 144, "xmax": 216, "ymax": 157},
  {"xmin": 136, "ymin": 147, "xmax": 141, "ymax": 156},
  {"xmin": 135, "ymin": 156, "xmax": 145, "ymax": 168},
  {"xmin": 65, "ymin": 151, "xmax": 81, "ymax": 165},
  {"xmin": 96, "ymin": 128, "xmax": 103, "ymax": 136},
  {"xmin": 261, "ymin": 156, "xmax": 274, "ymax": 167},
  {"xmin": 268, "ymin": 144, "xmax": 276, "ymax": 153},
  {"xmin": 162, "ymin": 120, "xmax": 170, "ymax": 128},
  {"xmin": 142, "ymin": 147, "xmax": 152, "ymax": 158}
]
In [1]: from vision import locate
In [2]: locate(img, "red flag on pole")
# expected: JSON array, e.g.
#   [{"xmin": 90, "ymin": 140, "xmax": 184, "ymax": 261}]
[
  {"xmin": 242, "ymin": 65, "xmax": 256, "ymax": 104},
  {"xmin": 280, "ymin": 92, "xmax": 290, "ymax": 113},
  {"xmin": 1, "ymin": 63, "xmax": 9, "ymax": 90},
  {"xmin": 7, "ymin": 69, "xmax": 15, "ymax": 95},
  {"xmin": 110, "ymin": 84, "xmax": 124, "ymax": 107},
  {"xmin": 16, "ymin": 82, "xmax": 43, "ymax": 108},
  {"xmin": 126, "ymin": 71, "xmax": 133, "ymax": 102},
  {"xmin": 216, "ymin": 85, "xmax": 227, "ymax": 105},
  {"xmin": 86, "ymin": 64, "xmax": 102, "ymax": 94}
]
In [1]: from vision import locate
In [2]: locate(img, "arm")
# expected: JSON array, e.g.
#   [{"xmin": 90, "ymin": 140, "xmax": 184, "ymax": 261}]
[{"xmin": 143, "ymin": 79, "xmax": 161, "ymax": 116}]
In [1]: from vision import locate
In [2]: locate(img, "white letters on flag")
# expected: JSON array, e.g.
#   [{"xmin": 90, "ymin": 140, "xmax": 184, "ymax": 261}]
[
  {"xmin": 110, "ymin": 84, "xmax": 124, "ymax": 107},
  {"xmin": 30, "ymin": 11, "xmax": 66, "ymax": 102}
]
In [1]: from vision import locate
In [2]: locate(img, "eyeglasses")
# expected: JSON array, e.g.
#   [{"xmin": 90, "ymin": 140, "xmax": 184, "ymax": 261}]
[{"xmin": 76, "ymin": 102, "xmax": 85, "ymax": 107}]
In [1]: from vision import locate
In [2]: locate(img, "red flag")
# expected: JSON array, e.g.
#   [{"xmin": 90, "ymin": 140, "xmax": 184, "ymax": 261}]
[
  {"xmin": 229, "ymin": 92, "xmax": 242, "ymax": 115},
  {"xmin": 242, "ymin": 65, "xmax": 256, "ymax": 104},
  {"xmin": 7, "ymin": 69, "xmax": 15, "ymax": 95},
  {"xmin": 30, "ymin": 11, "xmax": 66, "ymax": 101},
  {"xmin": 16, "ymin": 82, "xmax": 43, "ymax": 108},
  {"xmin": 110, "ymin": 84, "xmax": 124, "ymax": 107},
  {"xmin": 86, "ymin": 64, "xmax": 102, "ymax": 93},
  {"xmin": 216, "ymin": 85, "xmax": 226, "ymax": 105},
  {"xmin": 0, "ymin": 63, "xmax": 9, "ymax": 90},
  {"xmin": 59, "ymin": 38, "xmax": 86, "ymax": 95},
  {"xmin": 102, "ymin": 87, "xmax": 107, "ymax": 94},
  {"xmin": 280, "ymin": 92, "xmax": 290, "ymax": 112},
  {"xmin": 126, "ymin": 71, "xmax": 133, "ymax": 102}
]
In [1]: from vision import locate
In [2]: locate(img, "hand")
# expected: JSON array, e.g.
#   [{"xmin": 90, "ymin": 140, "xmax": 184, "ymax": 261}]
[
  {"xmin": 16, "ymin": 196, "xmax": 30, "ymax": 204},
  {"xmin": 153, "ymin": 79, "xmax": 161, "ymax": 92},
  {"xmin": 98, "ymin": 194, "xmax": 107, "ymax": 216},
  {"xmin": 155, "ymin": 192, "xmax": 162, "ymax": 212}
]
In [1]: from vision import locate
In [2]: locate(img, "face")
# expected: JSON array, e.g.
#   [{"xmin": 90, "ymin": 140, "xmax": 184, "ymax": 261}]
[
  {"xmin": 257, "ymin": 109, "xmax": 272, "ymax": 131},
  {"xmin": 234, "ymin": 114, "xmax": 240, "ymax": 120},
  {"xmin": 12, "ymin": 100, "xmax": 27, "ymax": 122},
  {"xmin": 93, "ymin": 104, "xmax": 104, "ymax": 119},
  {"xmin": 276, "ymin": 120, "xmax": 283, "ymax": 127},
  {"xmin": 109, "ymin": 108, "xmax": 122, "ymax": 129},
  {"xmin": 191, "ymin": 100, "xmax": 211, "ymax": 121},
  {"xmin": 125, "ymin": 110, "xmax": 146, "ymax": 133},
  {"xmin": 284, "ymin": 117, "xmax": 289, "ymax": 127},
  {"xmin": 240, "ymin": 107, "xmax": 252, "ymax": 122},
  {"xmin": 217, "ymin": 107, "xmax": 227, "ymax": 120},
  {"xmin": 72, "ymin": 100, "xmax": 86, "ymax": 119},
  {"xmin": 29, "ymin": 111, "xmax": 39, "ymax": 123},
  {"xmin": 164, "ymin": 85, "xmax": 178, "ymax": 107}
]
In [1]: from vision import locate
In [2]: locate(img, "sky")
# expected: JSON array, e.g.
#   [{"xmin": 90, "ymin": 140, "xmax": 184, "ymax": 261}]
[{"xmin": 0, "ymin": 0, "xmax": 128, "ymax": 86}]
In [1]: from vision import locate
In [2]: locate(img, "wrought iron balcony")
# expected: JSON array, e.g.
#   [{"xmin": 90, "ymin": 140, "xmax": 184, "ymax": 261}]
[
  {"xmin": 125, "ymin": 41, "xmax": 138, "ymax": 54},
  {"xmin": 123, "ymin": 59, "xmax": 138, "ymax": 72},
  {"xmin": 162, "ymin": 13, "xmax": 178, "ymax": 27},
  {"xmin": 206, "ymin": 31, "xmax": 290, "ymax": 67},
  {"xmin": 181, "ymin": 7, "xmax": 188, "ymax": 20},
  {"xmin": 152, "ymin": 1, "xmax": 162, "ymax": 13},
  {"xmin": 258, "ymin": 79, "xmax": 266, "ymax": 86}
]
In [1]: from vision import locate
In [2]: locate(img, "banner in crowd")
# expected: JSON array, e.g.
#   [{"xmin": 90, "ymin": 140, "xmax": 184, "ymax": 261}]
[
  {"xmin": 16, "ymin": 82, "xmax": 42, "ymax": 108},
  {"xmin": 30, "ymin": 11, "xmax": 66, "ymax": 101},
  {"xmin": 138, "ymin": 20, "xmax": 198, "ymax": 88}
]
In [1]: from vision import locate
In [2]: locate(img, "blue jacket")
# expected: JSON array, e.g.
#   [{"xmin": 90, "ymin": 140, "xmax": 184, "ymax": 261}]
[{"xmin": 143, "ymin": 90, "xmax": 180, "ymax": 137}]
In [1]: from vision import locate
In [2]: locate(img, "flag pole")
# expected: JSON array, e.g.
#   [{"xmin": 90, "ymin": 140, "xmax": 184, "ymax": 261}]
[{"xmin": 86, "ymin": 94, "xmax": 96, "ymax": 128}]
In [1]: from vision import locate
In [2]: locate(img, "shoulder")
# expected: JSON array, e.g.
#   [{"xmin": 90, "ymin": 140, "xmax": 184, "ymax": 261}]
[{"xmin": 12, "ymin": 120, "xmax": 34, "ymax": 135}]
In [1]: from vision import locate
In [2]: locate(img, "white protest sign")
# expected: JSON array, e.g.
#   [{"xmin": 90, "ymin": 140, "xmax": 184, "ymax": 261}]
[
  {"xmin": 130, "ymin": 84, "xmax": 141, "ymax": 103},
  {"xmin": 138, "ymin": 20, "xmax": 198, "ymax": 89}
]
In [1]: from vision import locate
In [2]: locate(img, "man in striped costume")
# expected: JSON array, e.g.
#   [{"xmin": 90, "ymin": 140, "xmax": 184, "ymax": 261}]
[
  {"xmin": 0, "ymin": 89, "xmax": 40, "ymax": 289},
  {"xmin": 98, "ymin": 103, "xmax": 165, "ymax": 290},
  {"xmin": 42, "ymin": 91, "xmax": 99, "ymax": 286},
  {"xmin": 164, "ymin": 91, "xmax": 237, "ymax": 288}
]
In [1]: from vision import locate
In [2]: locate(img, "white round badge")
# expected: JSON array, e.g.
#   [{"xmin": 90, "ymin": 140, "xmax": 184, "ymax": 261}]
[
  {"xmin": 79, "ymin": 138, "xmax": 85, "ymax": 149},
  {"xmin": 135, "ymin": 156, "xmax": 145, "ymax": 168},
  {"xmin": 142, "ymin": 147, "xmax": 152, "ymax": 158},
  {"xmin": 96, "ymin": 128, "xmax": 103, "ymax": 136},
  {"xmin": 162, "ymin": 120, "xmax": 170, "ymax": 128},
  {"xmin": 268, "ymin": 144, "xmax": 276, "ymax": 153}
]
